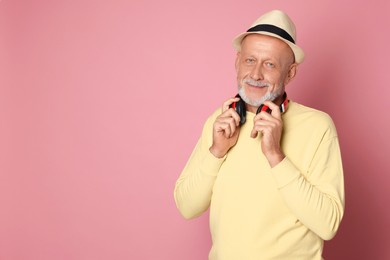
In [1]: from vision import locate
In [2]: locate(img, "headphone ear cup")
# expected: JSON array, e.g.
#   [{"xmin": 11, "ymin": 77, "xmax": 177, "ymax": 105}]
[
  {"xmin": 229, "ymin": 94, "xmax": 246, "ymax": 125},
  {"xmin": 236, "ymin": 98, "xmax": 246, "ymax": 125}
]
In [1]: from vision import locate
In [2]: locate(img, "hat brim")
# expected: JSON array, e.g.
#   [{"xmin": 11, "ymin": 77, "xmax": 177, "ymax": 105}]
[{"xmin": 232, "ymin": 31, "xmax": 305, "ymax": 64}]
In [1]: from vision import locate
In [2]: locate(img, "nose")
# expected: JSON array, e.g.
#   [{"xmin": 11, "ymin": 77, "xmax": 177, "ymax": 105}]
[{"xmin": 250, "ymin": 63, "xmax": 263, "ymax": 81}]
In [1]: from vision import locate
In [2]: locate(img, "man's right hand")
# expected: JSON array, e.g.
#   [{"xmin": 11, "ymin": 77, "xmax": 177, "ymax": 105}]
[{"xmin": 209, "ymin": 97, "xmax": 241, "ymax": 158}]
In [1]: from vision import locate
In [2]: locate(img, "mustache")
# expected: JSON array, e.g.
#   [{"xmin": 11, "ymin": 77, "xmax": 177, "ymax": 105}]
[{"xmin": 243, "ymin": 79, "xmax": 270, "ymax": 87}]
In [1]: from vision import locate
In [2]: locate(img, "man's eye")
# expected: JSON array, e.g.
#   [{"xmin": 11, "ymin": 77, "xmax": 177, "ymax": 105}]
[
  {"xmin": 246, "ymin": 59, "xmax": 255, "ymax": 64},
  {"xmin": 266, "ymin": 62, "xmax": 275, "ymax": 68}
]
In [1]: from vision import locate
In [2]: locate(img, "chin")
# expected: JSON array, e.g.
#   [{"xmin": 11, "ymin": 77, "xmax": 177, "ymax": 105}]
[{"xmin": 238, "ymin": 87, "xmax": 277, "ymax": 107}]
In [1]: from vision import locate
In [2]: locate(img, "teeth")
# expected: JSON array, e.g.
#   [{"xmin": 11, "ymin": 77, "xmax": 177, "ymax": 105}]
[
  {"xmin": 245, "ymin": 80, "xmax": 268, "ymax": 88},
  {"xmin": 252, "ymin": 84, "xmax": 266, "ymax": 88}
]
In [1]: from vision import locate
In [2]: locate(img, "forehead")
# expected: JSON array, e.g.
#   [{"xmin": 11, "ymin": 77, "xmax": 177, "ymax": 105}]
[{"xmin": 240, "ymin": 34, "xmax": 293, "ymax": 60}]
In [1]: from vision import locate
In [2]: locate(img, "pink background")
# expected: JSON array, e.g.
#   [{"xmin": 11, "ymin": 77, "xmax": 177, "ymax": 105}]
[{"xmin": 1, "ymin": 0, "xmax": 390, "ymax": 259}]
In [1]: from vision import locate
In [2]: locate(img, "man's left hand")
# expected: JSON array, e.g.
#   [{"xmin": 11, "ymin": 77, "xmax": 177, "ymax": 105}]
[{"xmin": 250, "ymin": 100, "xmax": 285, "ymax": 167}]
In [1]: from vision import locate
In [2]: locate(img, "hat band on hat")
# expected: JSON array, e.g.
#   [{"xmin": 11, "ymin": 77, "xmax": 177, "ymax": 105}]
[{"xmin": 247, "ymin": 24, "xmax": 295, "ymax": 44}]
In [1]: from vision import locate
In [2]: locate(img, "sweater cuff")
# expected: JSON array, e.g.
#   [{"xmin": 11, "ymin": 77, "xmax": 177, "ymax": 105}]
[
  {"xmin": 271, "ymin": 157, "xmax": 300, "ymax": 188},
  {"xmin": 200, "ymin": 150, "xmax": 226, "ymax": 177}
]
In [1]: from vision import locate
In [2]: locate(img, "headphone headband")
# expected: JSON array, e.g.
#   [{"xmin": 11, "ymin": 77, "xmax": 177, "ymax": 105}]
[
  {"xmin": 256, "ymin": 92, "xmax": 289, "ymax": 114},
  {"xmin": 230, "ymin": 92, "xmax": 289, "ymax": 126}
]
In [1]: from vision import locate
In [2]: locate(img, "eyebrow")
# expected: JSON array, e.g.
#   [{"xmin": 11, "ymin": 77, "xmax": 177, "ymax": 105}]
[{"xmin": 242, "ymin": 54, "xmax": 279, "ymax": 64}]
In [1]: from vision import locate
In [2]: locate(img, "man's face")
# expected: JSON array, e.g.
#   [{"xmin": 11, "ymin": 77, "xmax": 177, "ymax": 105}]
[{"xmin": 235, "ymin": 34, "xmax": 297, "ymax": 112}]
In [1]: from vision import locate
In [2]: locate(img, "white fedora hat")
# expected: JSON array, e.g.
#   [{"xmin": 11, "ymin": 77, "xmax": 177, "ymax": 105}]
[{"xmin": 232, "ymin": 10, "xmax": 305, "ymax": 63}]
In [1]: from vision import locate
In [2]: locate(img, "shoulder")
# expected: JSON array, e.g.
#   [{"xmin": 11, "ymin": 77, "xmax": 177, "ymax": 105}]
[
  {"xmin": 288, "ymin": 101, "xmax": 334, "ymax": 122},
  {"xmin": 286, "ymin": 101, "xmax": 338, "ymax": 137}
]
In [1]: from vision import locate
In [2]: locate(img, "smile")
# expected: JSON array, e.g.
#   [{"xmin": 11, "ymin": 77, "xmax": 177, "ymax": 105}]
[{"xmin": 244, "ymin": 79, "xmax": 269, "ymax": 88}]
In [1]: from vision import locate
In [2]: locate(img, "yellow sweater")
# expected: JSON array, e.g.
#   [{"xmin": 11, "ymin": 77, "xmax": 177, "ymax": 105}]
[{"xmin": 174, "ymin": 101, "xmax": 345, "ymax": 260}]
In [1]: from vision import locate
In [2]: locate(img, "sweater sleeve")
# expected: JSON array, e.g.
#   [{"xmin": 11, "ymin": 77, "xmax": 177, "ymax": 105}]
[
  {"xmin": 174, "ymin": 112, "xmax": 225, "ymax": 219},
  {"xmin": 271, "ymin": 134, "xmax": 345, "ymax": 240}
]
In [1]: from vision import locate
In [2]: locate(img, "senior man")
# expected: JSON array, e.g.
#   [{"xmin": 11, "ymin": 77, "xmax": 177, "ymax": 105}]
[{"xmin": 174, "ymin": 10, "xmax": 344, "ymax": 260}]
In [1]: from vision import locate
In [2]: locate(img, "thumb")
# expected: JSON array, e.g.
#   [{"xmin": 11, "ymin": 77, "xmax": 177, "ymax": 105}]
[{"xmin": 250, "ymin": 128, "xmax": 258, "ymax": 138}]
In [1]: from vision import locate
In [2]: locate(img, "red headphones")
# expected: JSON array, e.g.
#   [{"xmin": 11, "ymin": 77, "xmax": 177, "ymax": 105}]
[{"xmin": 229, "ymin": 92, "xmax": 289, "ymax": 125}]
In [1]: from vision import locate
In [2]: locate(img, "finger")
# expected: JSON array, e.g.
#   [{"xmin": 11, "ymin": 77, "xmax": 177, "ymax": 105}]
[
  {"xmin": 220, "ymin": 107, "xmax": 241, "ymax": 127},
  {"xmin": 218, "ymin": 116, "xmax": 238, "ymax": 137},
  {"xmin": 222, "ymin": 97, "xmax": 240, "ymax": 113},
  {"xmin": 251, "ymin": 125, "xmax": 268, "ymax": 138},
  {"xmin": 255, "ymin": 115, "xmax": 280, "ymax": 131},
  {"xmin": 250, "ymin": 121, "xmax": 267, "ymax": 138},
  {"xmin": 254, "ymin": 111, "xmax": 277, "ymax": 123},
  {"xmin": 263, "ymin": 100, "xmax": 281, "ymax": 118},
  {"xmin": 228, "ymin": 116, "xmax": 239, "ymax": 137},
  {"xmin": 251, "ymin": 116, "xmax": 275, "ymax": 138},
  {"xmin": 223, "ymin": 123, "xmax": 232, "ymax": 138},
  {"xmin": 250, "ymin": 127, "xmax": 259, "ymax": 138},
  {"xmin": 229, "ymin": 109, "xmax": 241, "ymax": 127},
  {"xmin": 216, "ymin": 121, "xmax": 232, "ymax": 138}
]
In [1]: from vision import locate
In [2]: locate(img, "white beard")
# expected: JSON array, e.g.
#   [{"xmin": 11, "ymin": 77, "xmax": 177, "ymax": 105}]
[{"xmin": 238, "ymin": 87, "xmax": 281, "ymax": 107}]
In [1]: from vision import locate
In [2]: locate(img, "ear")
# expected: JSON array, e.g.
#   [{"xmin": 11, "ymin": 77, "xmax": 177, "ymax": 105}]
[
  {"xmin": 235, "ymin": 52, "xmax": 241, "ymax": 72},
  {"xmin": 284, "ymin": 63, "xmax": 298, "ymax": 85}
]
